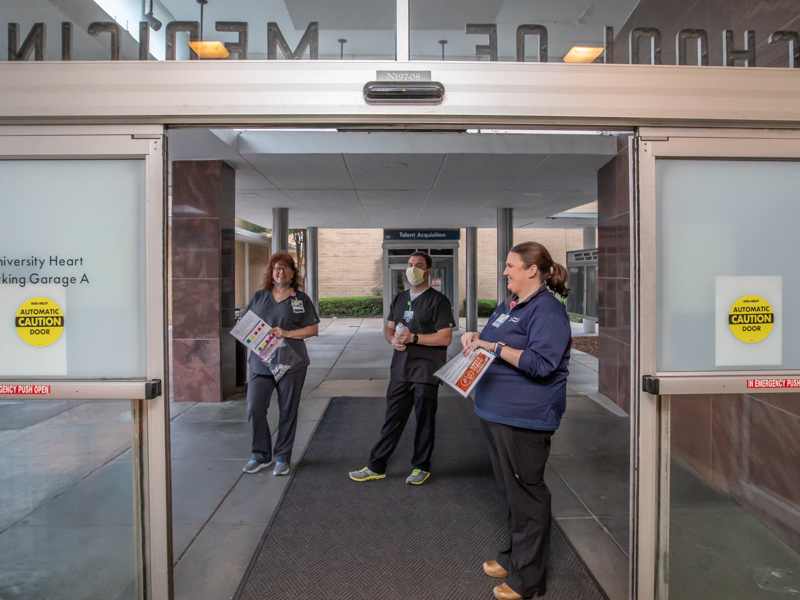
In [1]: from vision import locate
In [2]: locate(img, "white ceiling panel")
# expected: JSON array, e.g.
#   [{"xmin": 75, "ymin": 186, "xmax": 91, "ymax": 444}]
[
  {"xmin": 345, "ymin": 154, "xmax": 445, "ymax": 190},
  {"xmin": 171, "ymin": 129, "xmax": 617, "ymax": 229},
  {"xmin": 358, "ymin": 190, "xmax": 429, "ymax": 207},
  {"xmin": 433, "ymin": 154, "xmax": 546, "ymax": 191},
  {"xmin": 245, "ymin": 154, "xmax": 354, "ymax": 190}
]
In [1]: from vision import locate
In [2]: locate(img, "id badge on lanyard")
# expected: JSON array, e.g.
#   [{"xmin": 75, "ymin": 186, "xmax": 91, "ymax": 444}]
[
  {"xmin": 291, "ymin": 299, "xmax": 305, "ymax": 314},
  {"xmin": 403, "ymin": 299, "xmax": 414, "ymax": 323},
  {"xmin": 492, "ymin": 313, "xmax": 510, "ymax": 328}
]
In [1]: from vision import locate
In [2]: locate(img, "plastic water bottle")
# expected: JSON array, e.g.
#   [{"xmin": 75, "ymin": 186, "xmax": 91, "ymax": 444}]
[{"xmin": 396, "ymin": 323, "xmax": 404, "ymax": 333}]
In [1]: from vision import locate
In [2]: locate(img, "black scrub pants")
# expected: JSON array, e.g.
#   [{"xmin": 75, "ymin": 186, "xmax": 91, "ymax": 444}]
[
  {"xmin": 480, "ymin": 418, "xmax": 553, "ymax": 598},
  {"xmin": 246, "ymin": 368, "xmax": 307, "ymax": 465},
  {"xmin": 367, "ymin": 379, "xmax": 438, "ymax": 474}
]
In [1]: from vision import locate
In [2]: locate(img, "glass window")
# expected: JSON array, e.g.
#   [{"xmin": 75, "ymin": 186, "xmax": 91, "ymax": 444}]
[
  {"xmin": 0, "ymin": 160, "xmax": 147, "ymax": 378},
  {"xmin": 410, "ymin": 0, "xmax": 800, "ymax": 67},
  {"xmin": 0, "ymin": 399, "xmax": 136, "ymax": 599},
  {"xmin": 0, "ymin": 0, "xmax": 395, "ymax": 61},
  {"xmin": 655, "ymin": 159, "xmax": 800, "ymax": 373},
  {"xmin": 668, "ymin": 395, "xmax": 800, "ymax": 599},
  {"xmin": 567, "ymin": 266, "xmax": 585, "ymax": 316}
]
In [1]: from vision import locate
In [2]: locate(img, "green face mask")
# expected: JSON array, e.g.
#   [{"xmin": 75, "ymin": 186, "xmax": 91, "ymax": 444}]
[{"xmin": 406, "ymin": 266, "xmax": 425, "ymax": 286}]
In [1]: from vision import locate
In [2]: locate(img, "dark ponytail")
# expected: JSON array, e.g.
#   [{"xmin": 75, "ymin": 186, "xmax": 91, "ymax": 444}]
[{"xmin": 510, "ymin": 241, "xmax": 570, "ymax": 298}]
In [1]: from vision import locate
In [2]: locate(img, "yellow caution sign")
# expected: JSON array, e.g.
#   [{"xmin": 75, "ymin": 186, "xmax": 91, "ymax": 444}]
[
  {"xmin": 15, "ymin": 297, "xmax": 65, "ymax": 347},
  {"xmin": 728, "ymin": 295, "xmax": 774, "ymax": 343}
]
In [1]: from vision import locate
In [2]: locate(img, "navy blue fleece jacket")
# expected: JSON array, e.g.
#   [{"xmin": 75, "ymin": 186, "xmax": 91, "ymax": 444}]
[{"xmin": 473, "ymin": 287, "xmax": 572, "ymax": 430}]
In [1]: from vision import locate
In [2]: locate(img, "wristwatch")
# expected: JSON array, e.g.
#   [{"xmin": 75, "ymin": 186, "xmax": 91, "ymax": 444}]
[{"xmin": 413, "ymin": 333, "xmax": 419, "ymax": 344}]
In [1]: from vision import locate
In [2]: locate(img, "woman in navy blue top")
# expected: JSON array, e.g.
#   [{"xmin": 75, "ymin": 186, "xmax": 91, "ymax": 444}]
[{"xmin": 461, "ymin": 241, "xmax": 571, "ymax": 600}]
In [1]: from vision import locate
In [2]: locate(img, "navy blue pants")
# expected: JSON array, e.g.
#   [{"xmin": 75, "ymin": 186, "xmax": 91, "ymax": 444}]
[
  {"xmin": 481, "ymin": 418, "xmax": 553, "ymax": 598},
  {"xmin": 367, "ymin": 379, "xmax": 439, "ymax": 474}
]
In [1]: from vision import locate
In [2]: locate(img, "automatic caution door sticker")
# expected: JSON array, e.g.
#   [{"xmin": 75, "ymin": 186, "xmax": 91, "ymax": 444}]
[
  {"xmin": 15, "ymin": 297, "xmax": 64, "ymax": 347},
  {"xmin": 715, "ymin": 276, "xmax": 782, "ymax": 367},
  {"xmin": 728, "ymin": 295, "xmax": 774, "ymax": 343}
]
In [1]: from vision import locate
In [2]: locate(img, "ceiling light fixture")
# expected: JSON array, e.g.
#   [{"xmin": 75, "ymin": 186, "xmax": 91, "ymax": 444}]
[
  {"xmin": 242, "ymin": 193, "xmax": 261, "ymax": 197},
  {"xmin": 563, "ymin": 46, "xmax": 604, "ymax": 63},
  {"xmin": 187, "ymin": 0, "xmax": 230, "ymax": 59}
]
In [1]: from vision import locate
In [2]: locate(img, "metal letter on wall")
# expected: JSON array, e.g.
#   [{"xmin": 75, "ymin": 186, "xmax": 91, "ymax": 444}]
[
  {"xmin": 515, "ymin": 25, "xmax": 548, "ymax": 62},
  {"xmin": 267, "ymin": 22, "xmax": 318, "ymax": 60},
  {"xmin": 8, "ymin": 23, "xmax": 45, "ymax": 61},
  {"xmin": 166, "ymin": 21, "xmax": 200, "ymax": 60},
  {"xmin": 676, "ymin": 29, "xmax": 709, "ymax": 65},
  {"xmin": 630, "ymin": 27, "xmax": 662, "ymax": 65},
  {"xmin": 61, "ymin": 22, "xmax": 72, "ymax": 61},
  {"xmin": 723, "ymin": 29, "xmax": 756, "ymax": 66},
  {"xmin": 88, "ymin": 22, "xmax": 121, "ymax": 60},
  {"xmin": 216, "ymin": 22, "xmax": 248, "ymax": 59},
  {"xmin": 769, "ymin": 31, "xmax": 800, "ymax": 68},
  {"xmin": 466, "ymin": 24, "xmax": 498, "ymax": 61},
  {"xmin": 139, "ymin": 22, "xmax": 150, "ymax": 60},
  {"xmin": 604, "ymin": 26, "xmax": 614, "ymax": 63}
]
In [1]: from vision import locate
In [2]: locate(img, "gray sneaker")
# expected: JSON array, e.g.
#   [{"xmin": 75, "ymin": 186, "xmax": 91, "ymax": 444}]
[
  {"xmin": 406, "ymin": 469, "xmax": 430, "ymax": 485},
  {"xmin": 242, "ymin": 459, "xmax": 273, "ymax": 474},
  {"xmin": 273, "ymin": 462, "xmax": 289, "ymax": 476},
  {"xmin": 349, "ymin": 467, "xmax": 386, "ymax": 482}
]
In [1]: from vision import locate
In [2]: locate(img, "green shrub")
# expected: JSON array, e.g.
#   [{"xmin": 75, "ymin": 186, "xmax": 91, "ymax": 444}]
[
  {"xmin": 319, "ymin": 297, "xmax": 383, "ymax": 318},
  {"xmin": 459, "ymin": 299, "xmax": 500, "ymax": 317}
]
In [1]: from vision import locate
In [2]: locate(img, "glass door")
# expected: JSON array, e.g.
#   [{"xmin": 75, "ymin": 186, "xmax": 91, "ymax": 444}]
[
  {"xmin": 635, "ymin": 130, "xmax": 800, "ymax": 600},
  {"xmin": 0, "ymin": 127, "xmax": 169, "ymax": 600}
]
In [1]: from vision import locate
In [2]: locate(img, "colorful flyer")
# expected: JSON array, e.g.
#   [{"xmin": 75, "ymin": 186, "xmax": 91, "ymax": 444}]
[
  {"xmin": 434, "ymin": 349, "xmax": 496, "ymax": 398},
  {"xmin": 230, "ymin": 310, "xmax": 284, "ymax": 364}
]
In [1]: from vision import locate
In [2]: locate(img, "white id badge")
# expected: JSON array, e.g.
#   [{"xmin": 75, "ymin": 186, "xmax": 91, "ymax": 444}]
[
  {"xmin": 492, "ymin": 313, "xmax": 510, "ymax": 328},
  {"xmin": 291, "ymin": 299, "xmax": 305, "ymax": 313},
  {"xmin": 403, "ymin": 310, "xmax": 414, "ymax": 322}
]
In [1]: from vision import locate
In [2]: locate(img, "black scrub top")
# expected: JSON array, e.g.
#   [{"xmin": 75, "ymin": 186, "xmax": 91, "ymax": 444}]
[
  {"xmin": 243, "ymin": 288, "xmax": 320, "ymax": 376},
  {"xmin": 389, "ymin": 288, "xmax": 455, "ymax": 385}
]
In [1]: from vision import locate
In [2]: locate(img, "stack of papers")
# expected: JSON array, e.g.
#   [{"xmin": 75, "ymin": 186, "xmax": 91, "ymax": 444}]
[{"xmin": 434, "ymin": 349, "xmax": 496, "ymax": 398}]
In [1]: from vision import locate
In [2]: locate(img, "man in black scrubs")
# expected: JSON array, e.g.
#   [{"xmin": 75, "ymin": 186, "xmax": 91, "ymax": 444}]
[{"xmin": 349, "ymin": 251, "xmax": 454, "ymax": 485}]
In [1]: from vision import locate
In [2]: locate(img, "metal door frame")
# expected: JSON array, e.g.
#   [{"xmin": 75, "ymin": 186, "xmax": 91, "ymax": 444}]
[
  {"xmin": 0, "ymin": 125, "xmax": 170, "ymax": 600},
  {"xmin": 634, "ymin": 128, "xmax": 800, "ymax": 600}
]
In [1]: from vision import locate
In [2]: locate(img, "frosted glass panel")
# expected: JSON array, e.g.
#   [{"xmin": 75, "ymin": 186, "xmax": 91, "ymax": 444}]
[
  {"xmin": 0, "ymin": 160, "xmax": 147, "ymax": 378},
  {"xmin": 656, "ymin": 160, "xmax": 800, "ymax": 372}
]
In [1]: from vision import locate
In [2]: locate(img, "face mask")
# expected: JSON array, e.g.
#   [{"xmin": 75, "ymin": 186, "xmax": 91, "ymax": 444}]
[
  {"xmin": 273, "ymin": 280, "xmax": 288, "ymax": 288},
  {"xmin": 406, "ymin": 266, "xmax": 425, "ymax": 286}
]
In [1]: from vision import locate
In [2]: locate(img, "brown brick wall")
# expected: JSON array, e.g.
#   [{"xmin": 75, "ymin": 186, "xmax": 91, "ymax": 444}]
[
  {"xmin": 311, "ymin": 227, "xmax": 586, "ymax": 302},
  {"xmin": 234, "ymin": 242, "xmax": 274, "ymax": 307}
]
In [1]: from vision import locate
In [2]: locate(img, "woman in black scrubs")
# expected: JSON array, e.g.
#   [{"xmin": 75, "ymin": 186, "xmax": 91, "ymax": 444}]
[{"xmin": 242, "ymin": 251, "xmax": 319, "ymax": 476}]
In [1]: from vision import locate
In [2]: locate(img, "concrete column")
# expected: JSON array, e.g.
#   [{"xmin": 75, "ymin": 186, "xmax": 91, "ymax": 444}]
[
  {"xmin": 244, "ymin": 242, "xmax": 250, "ymax": 301},
  {"xmin": 583, "ymin": 226, "xmax": 597, "ymax": 249},
  {"xmin": 306, "ymin": 227, "xmax": 319, "ymax": 313},
  {"xmin": 171, "ymin": 160, "xmax": 236, "ymax": 402},
  {"xmin": 497, "ymin": 208, "xmax": 513, "ymax": 304},
  {"xmin": 466, "ymin": 227, "xmax": 478, "ymax": 332},
  {"xmin": 272, "ymin": 207, "xmax": 289, "ymax": 254}
]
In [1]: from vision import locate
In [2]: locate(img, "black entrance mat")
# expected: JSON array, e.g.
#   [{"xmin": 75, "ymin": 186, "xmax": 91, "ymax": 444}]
[{"xmin": 237, "ymin": 396, "xmax": 603, "ymax": 600}]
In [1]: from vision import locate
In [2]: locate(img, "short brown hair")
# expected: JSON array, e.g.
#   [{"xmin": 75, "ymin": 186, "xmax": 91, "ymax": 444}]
[
  {"xmin": 261, "ymin": 251, "xmax": 302, "ymax": 291},
  {"xmin": 409, "ymin": 251, "xmax": 432, "ymax": 269},
  {"xmin": 510, "ymin": 241, "xmax": 570, "ymax": 298}
]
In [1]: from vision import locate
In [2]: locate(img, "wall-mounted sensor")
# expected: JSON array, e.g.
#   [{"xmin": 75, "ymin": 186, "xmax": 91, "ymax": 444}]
[{"xmin": 363, "ymin": 81, "xmax": 445, "ymax": 105}]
